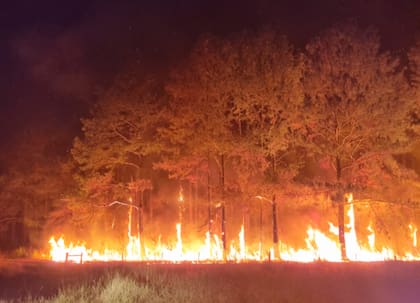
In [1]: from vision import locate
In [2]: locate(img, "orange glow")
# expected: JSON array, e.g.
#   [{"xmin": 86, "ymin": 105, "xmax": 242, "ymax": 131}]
[
  {"xmin": 409, "ymin": 224, "xmax": 417, "ymax": 247},
  {"xmin": 48, "ymin": 193, "xmax": 420, "ymax": 263},
  {"xmin": 178, "ymin": 186, "xmax": 184, "ymax": 203}
]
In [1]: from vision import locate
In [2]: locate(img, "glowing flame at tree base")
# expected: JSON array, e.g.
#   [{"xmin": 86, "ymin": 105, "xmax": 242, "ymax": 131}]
[{"xmin": 48, "ymin": 194, "xmax": 420, "ymax": 263}]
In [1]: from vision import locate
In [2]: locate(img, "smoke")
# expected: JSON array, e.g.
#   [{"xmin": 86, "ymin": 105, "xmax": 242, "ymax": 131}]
[{"xmin": 11, "ymin": 30, "xmax": 93, "ymax": 101}]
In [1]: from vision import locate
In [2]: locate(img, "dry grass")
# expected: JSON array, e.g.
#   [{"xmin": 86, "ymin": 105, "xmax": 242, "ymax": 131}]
[{"xmin": 0, "ymin": 261, "xmax": 419, "ymax": 303}]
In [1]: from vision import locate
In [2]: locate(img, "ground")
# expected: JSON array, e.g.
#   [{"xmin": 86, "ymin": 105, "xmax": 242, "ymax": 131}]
[{"xmin": 0, "ymin": 259, "xmax": 419, "ymax": 302}]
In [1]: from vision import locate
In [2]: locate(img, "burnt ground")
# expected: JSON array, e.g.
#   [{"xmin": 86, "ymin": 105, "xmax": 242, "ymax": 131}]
[{"xmin": 0, "ymin": 259, "xmax": 419, "ymax": 302}]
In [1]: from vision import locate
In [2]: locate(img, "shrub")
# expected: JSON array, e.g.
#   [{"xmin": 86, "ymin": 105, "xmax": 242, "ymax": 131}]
[{"xmin": 100, "ymin": 273, "xmax": 151, "ymax": 303}]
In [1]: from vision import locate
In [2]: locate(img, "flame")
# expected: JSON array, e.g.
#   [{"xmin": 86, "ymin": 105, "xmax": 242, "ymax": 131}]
[
  {"xmin": 48, "ymin": 193, "xmax": 420, "ymax": 263},
  {"xmin": 367, "ymin": 224, "xmax": 375, "ymax": 250},
  {"xmin": 178, "ymin": 186, "xmax": 184, "ymax": 203},
  {"xmin": 409, "ymin": 224, "xmax": 417, "ymax": 247},
  {"xmin": 239, "ymin": 224, "xmax": 246, "ymax": 260}
]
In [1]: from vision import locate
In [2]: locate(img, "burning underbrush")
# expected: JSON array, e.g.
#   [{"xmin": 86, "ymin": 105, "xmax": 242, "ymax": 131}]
[{"xmin": 45, "ymin": 193, "xmax": 420, "ymax": 263}]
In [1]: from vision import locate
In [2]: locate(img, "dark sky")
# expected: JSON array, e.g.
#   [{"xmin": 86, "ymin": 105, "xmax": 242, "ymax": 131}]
[{"xmin": 0, "ymin": 0, "xmax": 419, "ymax": 156}]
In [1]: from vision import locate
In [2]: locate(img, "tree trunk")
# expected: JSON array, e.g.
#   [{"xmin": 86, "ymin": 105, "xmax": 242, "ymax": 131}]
[
  {"xmin": 194, "ymin": 181, "xmax": 198, "ymax": 225},
  {"xmin": 222, "ymin": 203, "xmax": 226, "ymax": 253},
  {"xmin": 138, "ymin": 191, "xmax": 143, "ymax": 235},
  {"xmin": 207, "ymin": 153, "xmax": 212, "ymax": 234},
  {"xmin": 272, "ymin": 195, "xmax": 278, "ymax": 245},
  {"xmin": 272, "ymin": 195, "xmax": 279, "ymax": 259},
  {"xmin": 220, "ymin": 154, "xmax": 227, "ymax": 259},
  {"xmin": 188, "ymin": 182, "xmax": 193, "ymax": 223},
  {"xmin": 147, "ymin": 190, "xmax": 153, "ymax": 220},
  {"xmin": 271, "ymin": 155, "xmax": 276, "ymax": 181},
  {"xmin": 207, "ymin": 152, "xmax": 213, "ymax": 238},
  {"xmin": 220, "ymin": 154, "xmax": 225, "ymax": 201},
  {"xmin": 336, "ymin": 156, "xmax": 347, "ymax": 260}
]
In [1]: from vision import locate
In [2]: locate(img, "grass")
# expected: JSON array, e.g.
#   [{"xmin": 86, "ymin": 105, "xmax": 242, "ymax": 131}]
[
  {"xmin": 0, "ymin": 261, "xmax": 419, "ymax": 302},
  {"xmin": 12, "ymin": 268, "xmax": 215, "ymax": 303}
]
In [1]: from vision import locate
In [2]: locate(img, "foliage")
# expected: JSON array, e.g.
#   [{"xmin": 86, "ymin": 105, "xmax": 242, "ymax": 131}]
[
  {"xmin": 0, "ymin": 128, "xmax": 73, "ymax": 249},
  {"xmin": 407, "ymin": 40, "xmax": 420, "ymax": 139},
  {"xmin": 300, "ymin": 22, "xmax": 417, "ymax": 258},
  {"xmin": 70, "ymin": 78, "xmax": 165, "ymax": 228},
  {"xmin": 160, "ymin": 29, "xmax": 304, "ymax": 200},
  {"xmin": 302, "ymin": 22, "xmax": 415, "ymax": 188}
]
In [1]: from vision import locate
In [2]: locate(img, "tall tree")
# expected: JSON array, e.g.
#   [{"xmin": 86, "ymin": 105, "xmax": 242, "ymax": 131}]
[
  {"xmin": 161, "ymin": 30, "xmax": 305, "ymax": 256},
  {"xmin": 302, "ymin": 23, "xmax": 415, "ymax": 259},
  {"xmin": 162, "ymin": 35, "xmax": 238, "ymax": 254},
  {"xmin": 408, "ymin": 39, "xmax": 420, "ymax": 138},
  {"xmin": 163, "ymin": 30, "xmax": 304, "ymax": 197},
  {"xmin": 0, "ymin": 128, "xmax": 73, "ymax": 251},
  {"xmin": 162, "ymin": 34, "xmax": 239, "ymax": 197},
  {"xmin": 220, "ymin": 30, "xmax": 304, "ymax": 188},
  {"xmin": 71, "ymin": 77, "xmax": 165, "ymax": 233}
]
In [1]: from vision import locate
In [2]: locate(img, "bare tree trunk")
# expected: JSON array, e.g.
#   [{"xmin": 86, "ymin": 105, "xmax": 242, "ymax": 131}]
[
  {"xmin": 220, "ymin": 154, "xmax": 227, "ymax": 259},
  {"xmin": 147, "ymin": 190, "xmax": 153, "ymax": 220},
  {"xmin": 272, "ymin": 195, "xmax": 278, "ymax": 245},
  {"xmin": 194, "ymin": 181, "xmax": 198, "ymax": 225},
  {"xmin": 10, "ymin": 220, "xmax": 17, "ymax": 249},
  {"xmin": 336, "ymin": 156, "xmax": 347, "ymax": 260},
  {"xmin": 271, "ymin": 155, "xmax": 276, "ymax": 181},
  {"xmin": 207, "ymin": 153, "xmax": 212, "ymax": 235},
  {"xmin": 139, "ymin": 190, "xmax": 143, "ymax": 235},
  {"xmin": 188, "ymin": 182, "xmax": 193, "ymax": 223}
]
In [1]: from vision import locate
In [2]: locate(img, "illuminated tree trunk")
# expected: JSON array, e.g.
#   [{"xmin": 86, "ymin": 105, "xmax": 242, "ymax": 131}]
[
  {"xmin": 146, "ymin": 190, "xmax": 153, "ymax": 220},
  {"xmin": 272, "ymin": 195, "xmax": 278, "ymax": 245},
  {"xmin": 220, "ymin": 154, "xmax": 227, "ymax": 259},
  {"xmin": 207, "ymin": 153, "xmax": 212, "ymax": 235},
  {"xmin": 197, "ymin": 183, "xmax": 200, "ymax": 223},
  {"xmin": 336, "ymin": 156, "xmax": 347, "ymax": 260},
  {"xmin": 271, "ymin": 155, "xmax": 276, "ymax": 182},
  {"xmin": 259, "ymin": 199, "xmax": 263, "ymax": 256},
  {"xmin": 193, "ymin": 181, "xmax": 198, "ymax": 225},
  {"xmin": 188, "ymin": 182, "xmax": 193, "ymax": 223},
  {"xmin": 221, "ymin": 203, "xmax": 226, "ymax": 257},
  {"xmin": 138, "ymin": 190, "xmax": 143, "ymax": 235}
]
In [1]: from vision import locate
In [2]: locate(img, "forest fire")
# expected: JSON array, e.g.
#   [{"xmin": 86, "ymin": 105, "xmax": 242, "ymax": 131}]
[{"xmin": 48, "ymin": 194, "xmax": 420, "ymax": 263}]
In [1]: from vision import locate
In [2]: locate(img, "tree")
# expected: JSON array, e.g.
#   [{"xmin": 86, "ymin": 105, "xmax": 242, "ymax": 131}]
[
  {"xmin": 71, "ymin": 77, "xmax": 165, "ymax": 236},
  {"xmin": 219, "ymin": 30, "xmax": 304, "ymax": 187},
  {"xmin": 302, "ymin": 22, "xmax": 415, "ymax": 259},
  {"xmin": 408, "ymin": 39, "xmax": 420, "ymax": 138},
  {"xmin": 161, "ymin": 30, "xmax": 304, "ymax": 256},
  {"xmin": 163, "ymin": 30, "xmax": 304, "ymax": 194},
  {"xmin": 161, "ymin": 35, "xmax": 239, "ymax": 253},
  {"xmin": 0, "ymin": 128, "xmax": 73, "ymax": 251}
]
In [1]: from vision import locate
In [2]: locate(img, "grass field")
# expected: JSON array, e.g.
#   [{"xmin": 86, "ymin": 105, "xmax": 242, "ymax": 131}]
[{"xmin": 0, "ymin": 260, "xmax": 419, "ymax": 303}]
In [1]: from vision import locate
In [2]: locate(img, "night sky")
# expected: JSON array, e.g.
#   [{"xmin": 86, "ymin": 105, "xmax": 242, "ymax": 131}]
[{"xmin": 1, "ymin": 0, "xmax": 419, "ymax": 158}]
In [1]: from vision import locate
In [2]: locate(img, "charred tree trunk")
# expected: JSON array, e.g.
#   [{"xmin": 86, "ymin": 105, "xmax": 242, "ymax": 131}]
[{"xmin": 336, "ymin": 156, "xmax": 347, "ymax": 260}]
